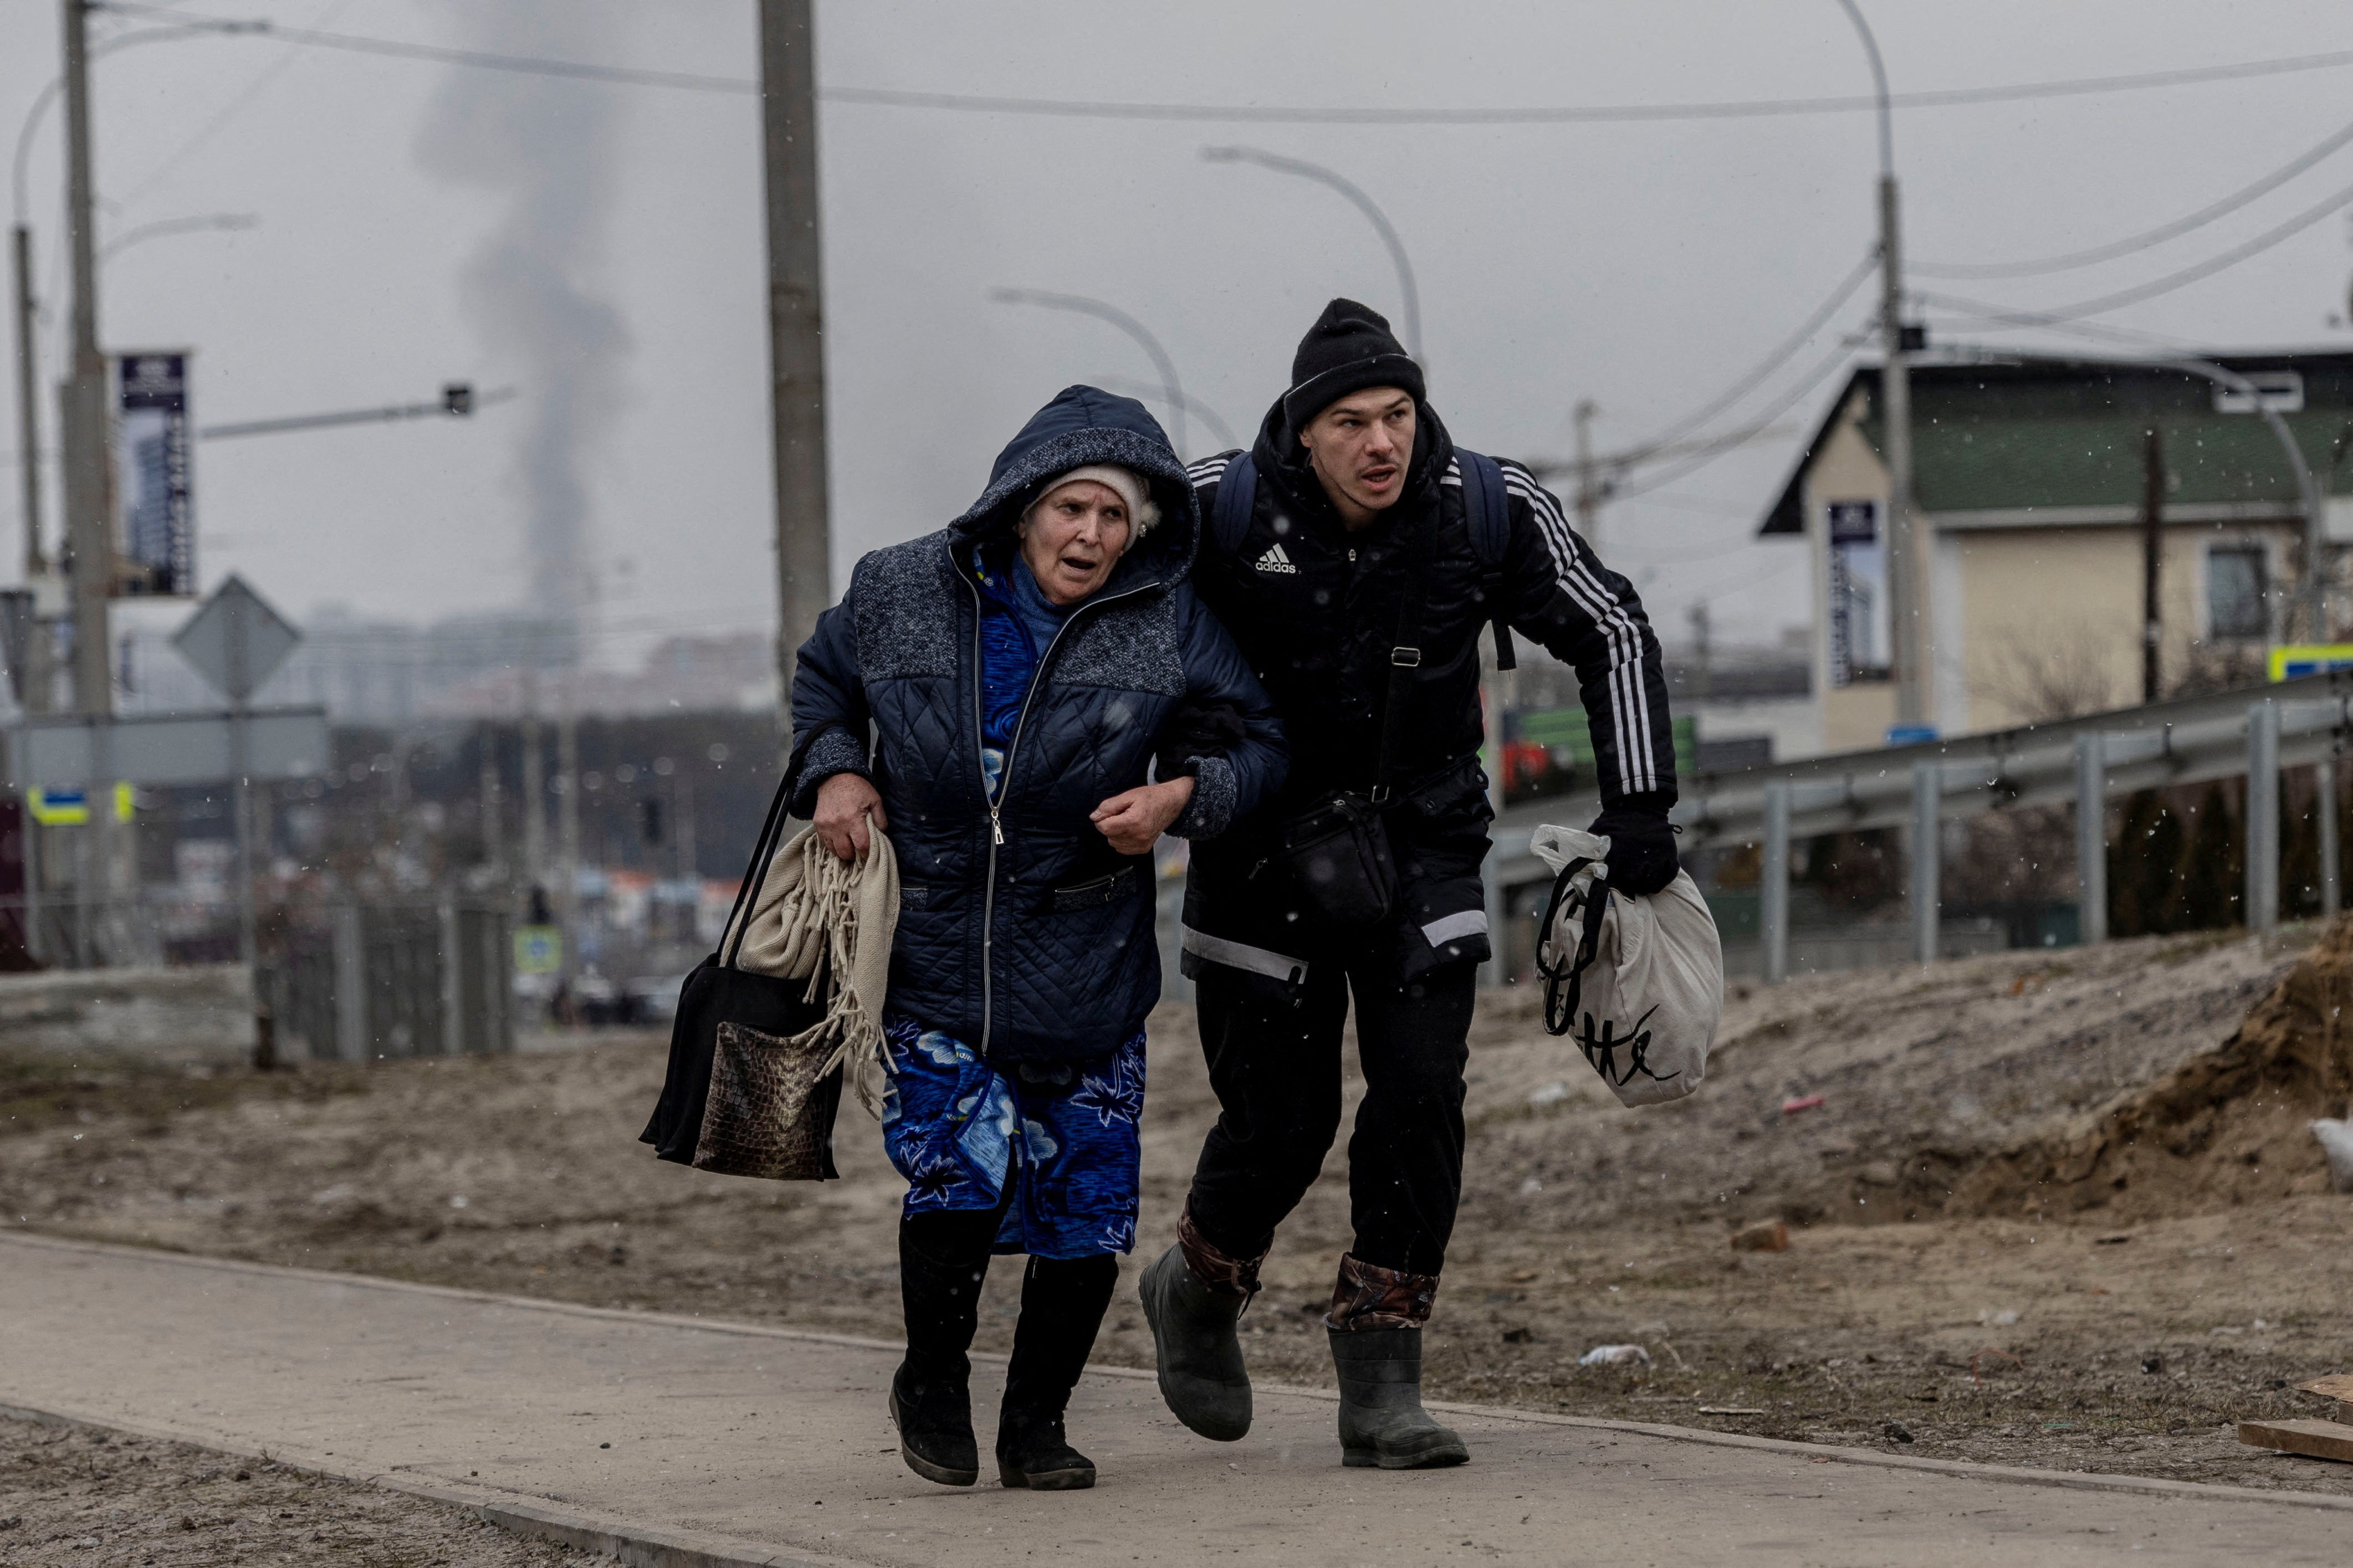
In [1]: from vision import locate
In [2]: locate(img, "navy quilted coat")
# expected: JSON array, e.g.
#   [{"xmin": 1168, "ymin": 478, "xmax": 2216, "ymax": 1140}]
[{"xmin": 786, "ymin": 387, "xmax": 1286, "ymax": 1064}]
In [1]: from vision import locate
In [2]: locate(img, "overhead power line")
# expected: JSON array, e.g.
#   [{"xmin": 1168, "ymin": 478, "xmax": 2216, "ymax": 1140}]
[
  {"xmin": 94, "ymin": 3, "xmax": 762, "ymax": 93},
  {"xmin": 89, "ymin": 4, "xmax": 2353, "ymax": 123},
  {"xmin": 1911, "ymin": 293, "xmax": 2207, "ymax": 351},
  {"xmin": 1925, "ymin": 173, "xmax": 2353, "ymax": 326},
  {"xmin": 1624, "ymin": 250, "xmax": 1876, "ymax": 459},
  {"xmin": 1914, "ymin": 113, "xmax": 2353, "ymax": 279},
  {"xmin": 115, "ymin": 0, "xmax": 364, "ymax": 208},
  {"xmin": 818, "ymin": 52, "xmax": 2353, "ymax": 124},
  {"xmin": 1613, "ymin": 336, "xmax": 1864, "ymax": 501}
]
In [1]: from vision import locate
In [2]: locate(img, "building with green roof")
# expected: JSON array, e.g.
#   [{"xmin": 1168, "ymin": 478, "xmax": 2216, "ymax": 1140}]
[{"xmin": 1758, "ymin": 351, "xmax": 2353, "ymax": 749}]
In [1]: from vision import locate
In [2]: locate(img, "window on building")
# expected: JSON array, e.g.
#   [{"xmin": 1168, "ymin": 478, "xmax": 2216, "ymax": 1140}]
[{"xmin": 2207, "ymin": 545, "xmax": 2269, "ymax": 640}]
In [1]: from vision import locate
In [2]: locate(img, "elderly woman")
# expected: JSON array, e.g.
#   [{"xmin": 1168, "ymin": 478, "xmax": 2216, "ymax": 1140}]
[{"xmin": 787, "ymin": 386, "xmax": 1285, "ymax": 1492}]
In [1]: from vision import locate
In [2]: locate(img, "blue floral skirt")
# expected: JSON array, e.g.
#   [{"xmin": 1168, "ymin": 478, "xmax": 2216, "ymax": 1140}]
[{"xmin": 879, "ymin": 1012, "xmax": 1145, "ymax": 1259}]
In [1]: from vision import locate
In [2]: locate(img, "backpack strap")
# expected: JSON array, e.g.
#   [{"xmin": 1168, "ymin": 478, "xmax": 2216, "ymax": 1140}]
[
  {"xmin": 1370, "ymin": 511, "xmax": 1431, "ymax": 806},
  {"xmin": 1209, "ymin": 452, "xmax": 1257, "ymax": 559},
  {"xmin": 1454, "ymin": 449, "xmax": 1517, "ymax": 672}
]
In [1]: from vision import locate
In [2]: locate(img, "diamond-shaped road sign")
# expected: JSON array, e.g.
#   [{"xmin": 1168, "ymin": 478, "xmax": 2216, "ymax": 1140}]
[{"xmin": 173, "ymin": 575, "xmax": 300, "ymax": 703}]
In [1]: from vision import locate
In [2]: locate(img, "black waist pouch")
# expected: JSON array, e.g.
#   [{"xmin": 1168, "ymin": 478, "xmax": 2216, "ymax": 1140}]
[{"xmin": 1280, "ymin": 792, "xmax": 1398, "ymax": 928}]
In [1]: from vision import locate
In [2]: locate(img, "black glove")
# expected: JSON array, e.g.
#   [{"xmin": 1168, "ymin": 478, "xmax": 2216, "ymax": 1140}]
[
  {"xmin": 1154, "ymin": 697, "xmax": 1246, "ymax": 780},
  {"xmin": 1589, "ymin": 802, "xmax": 1679, "ymax": 897}
]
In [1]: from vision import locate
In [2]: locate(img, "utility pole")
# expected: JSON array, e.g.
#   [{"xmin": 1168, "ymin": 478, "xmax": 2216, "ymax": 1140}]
[
  {"xmin": 1880, "ymin": 175, "xmax": 1927, "ymax": 731},
  {"xmin": 759, "ymin": 0, "xmax": 831, "ymax": 762},
  {"xmin": 228, "ymin": 596, "xmax": 254, "ymax": 967},
  {"xmin": 59, "ymin": 0, "xmax": 109, "ymax": 720},
  {"xmin": 555, "ymin": 681, "xmax": 580, "ymax": 985},
  {"xmin": 60, "ymin": 0, "xmax": 119, "ymax": 953},
  {"xmin": 674, "ymin": 766, "xmax": 697, "ymax": 946},
  {"xmin": 2140, "ymin": 427, "xmax": 2165, "ymax": 704},
  {"xmin": 1837, "ymin": 1, "xmax": 1928, "ymax": 734},
  {"xmin": 1572, "ymin": 399, "xmax": 1600, "ymax": 549},
  {"xmin": 1688, "ymin": 599, "xmax": 1714, "ymax": 703},
  {"xmin": 11, "ymin": 225, "xmax": 54, "ymax": 714},
  {"xmin": 520, "ymin": 672, "xmax": 545, "ymax": 902},
  {"xmin": 478, "ymin": 725, "xmax": 504, "ymax": 886}
]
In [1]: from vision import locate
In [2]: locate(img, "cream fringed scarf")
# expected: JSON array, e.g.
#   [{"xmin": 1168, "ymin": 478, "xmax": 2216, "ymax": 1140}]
[{"xmin": 721, "ymin": 822, "xmax": 899, "ymax": 1115}]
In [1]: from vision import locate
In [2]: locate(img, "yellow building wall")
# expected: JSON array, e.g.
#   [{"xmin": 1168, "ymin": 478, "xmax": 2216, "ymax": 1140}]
[
  {"xmin": 1823, "ymin": 680, "xmax": 1897, "ymax": 752},
  {"xmin": 1790, "ymin": 393, "xmax": 2310, "ymax": 747},
  {"xmin": 1956, "ymin": 521, "xmax": 2298, "ymax": 732}
]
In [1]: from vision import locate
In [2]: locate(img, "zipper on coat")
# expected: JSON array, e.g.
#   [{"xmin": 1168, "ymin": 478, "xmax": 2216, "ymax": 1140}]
[
  {"xmin": 959, "ymin": 553, "xmax": 1150, "ymax": 1058},
  {"xmin": 960, "ymin": 571, "xmax": 1003, "ymax": 1059}
]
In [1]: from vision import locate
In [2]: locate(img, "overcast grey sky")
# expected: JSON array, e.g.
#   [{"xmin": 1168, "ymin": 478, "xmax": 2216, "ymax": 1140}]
[{"xmin": 7, "ymin": 0, "xmax": 2353, "ymax": 669}]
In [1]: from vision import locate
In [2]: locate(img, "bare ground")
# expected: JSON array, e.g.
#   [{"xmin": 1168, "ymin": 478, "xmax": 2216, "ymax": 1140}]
[
  {"xmin": 3, "ymin": 925, "xmax": 2350, "ymax": 1499},
  {"xmin": 0, "ymin": 1415, "xmax": 591, "ymax": 1568}
]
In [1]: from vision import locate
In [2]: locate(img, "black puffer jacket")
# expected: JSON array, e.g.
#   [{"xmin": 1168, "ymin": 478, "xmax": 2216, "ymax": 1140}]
[
  {"xmin": 1179, "ymin": 396, "xmax": 1673, "ymax": 983},
  {"xmin": 786, "ymin": 386, "xmax": 1286, "ymax": 1063}
]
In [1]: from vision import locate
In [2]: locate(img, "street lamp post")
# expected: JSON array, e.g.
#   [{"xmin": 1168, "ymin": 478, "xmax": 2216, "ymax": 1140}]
[
  {"xmin": 98, "ymin": 212, "xmax": 257, "ymax": 268},
  {"xmin": 1201, "ymin": 146, "xmax": 1421, "ymax": 363},
  {"xmin": 10, "ymin": 223, "xmax": 49, "ymax": 713},
  {"xmin": 1835, "ymin": 0, "xmax": 1928, "ymax": 735},
  {"xmin": 11, "ymin": 18, "xmax": 249, "ymax": 623},
  {"xmin": 988, "ymin": 288, "xmax": 1189, "ymax": 458}
]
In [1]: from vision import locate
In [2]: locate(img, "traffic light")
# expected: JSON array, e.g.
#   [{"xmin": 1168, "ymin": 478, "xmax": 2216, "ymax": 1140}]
[
  {"xmin": 640, "ymin": 796, "xmax": 664, "ymax": 846},
  {"xmin": 443, "ymin": 382, "xmax": 474, "ymax": 417}
]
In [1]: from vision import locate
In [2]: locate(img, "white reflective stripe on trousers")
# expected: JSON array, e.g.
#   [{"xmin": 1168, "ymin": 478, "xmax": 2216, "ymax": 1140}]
[{"xmin": 1180, "ymin": 925, "xmax": 1309, "ymax": 986}]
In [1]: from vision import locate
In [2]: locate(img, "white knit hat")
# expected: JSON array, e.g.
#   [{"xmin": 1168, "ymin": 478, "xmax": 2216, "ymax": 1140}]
[{"xmin": 1031, "ymin": 464, "xmax": 1160, "ymax": 536}]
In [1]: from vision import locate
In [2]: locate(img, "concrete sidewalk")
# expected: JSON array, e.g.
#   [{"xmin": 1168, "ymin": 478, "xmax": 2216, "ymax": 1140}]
[{"xmin": 0, "ymin": 1232, "xmax": 2344, "ymax": 1567}]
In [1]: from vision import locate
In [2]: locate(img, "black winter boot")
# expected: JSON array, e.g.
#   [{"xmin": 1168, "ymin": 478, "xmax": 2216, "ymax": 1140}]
[
  {"xmin": 1137, "ymin": 1213, "xmax": 1257, "ymax": 1442},
  {"xmin": 891, "ymin": 1213, "xmax": 993, "ymax": 1487},
  {"xmin": 1329, "ymin": 1328, "xmax": 1469, "ymax": 1470},
  {"xmin": 996, "ymin": 1253, "xmax": 1117, "ymax": 1490}
]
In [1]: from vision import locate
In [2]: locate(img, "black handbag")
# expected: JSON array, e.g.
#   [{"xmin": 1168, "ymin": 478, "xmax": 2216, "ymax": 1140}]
[
  {"xmin": 1277, "ymin": 524, "xmax": 1429, "ymax": 928},
  {"xmin": 637, "ymin": 775, "xmax": 842, "ymax": 1178}
]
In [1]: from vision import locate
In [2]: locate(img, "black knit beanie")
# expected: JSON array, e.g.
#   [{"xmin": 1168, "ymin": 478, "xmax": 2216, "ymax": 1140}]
[{"xmin": 1281, "ymin": 298, "xmax": 1425, "ymax": 431}]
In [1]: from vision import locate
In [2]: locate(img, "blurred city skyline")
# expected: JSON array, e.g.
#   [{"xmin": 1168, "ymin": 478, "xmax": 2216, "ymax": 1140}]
[{"xmin": 6, "ymin": 0, "xmax": 2353, "ymax": 678}]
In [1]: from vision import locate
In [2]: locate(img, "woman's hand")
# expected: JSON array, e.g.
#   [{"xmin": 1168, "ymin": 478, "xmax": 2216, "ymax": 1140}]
[
  {"xmin": 1091, "ymin": 776, "xmax": 1194, "ymax": 855},
  {"xmin": 814, "ymin": 773, "xmax": 887, "ymax": 862}
]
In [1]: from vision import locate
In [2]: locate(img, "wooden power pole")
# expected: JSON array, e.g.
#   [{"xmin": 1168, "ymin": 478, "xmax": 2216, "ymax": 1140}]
[
  {"xmin": 2141, "ymin": 427, "xmax": 2165, "ymax": 704},
  {"xmin": 759, "ymin": 0, "xmax": 831, "ymax": 760}
]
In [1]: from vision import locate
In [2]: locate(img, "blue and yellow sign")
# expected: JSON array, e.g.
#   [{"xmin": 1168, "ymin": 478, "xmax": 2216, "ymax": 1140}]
[
  {"xmin": 26, "ymin": 783, "xmax": 135, "ymax": 826},
  {"xmin": 2268, "ymin": 644, "xmax": 2353, "ymax": 681}
]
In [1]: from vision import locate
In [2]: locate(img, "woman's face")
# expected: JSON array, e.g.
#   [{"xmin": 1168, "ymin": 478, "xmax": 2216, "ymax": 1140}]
[{"xmin": 1019, "ymin": 479, "xmax": 1134, "ymax": 604}]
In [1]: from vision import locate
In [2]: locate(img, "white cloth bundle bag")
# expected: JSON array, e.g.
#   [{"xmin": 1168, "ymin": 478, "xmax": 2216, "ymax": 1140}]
[
  {"xmin": 722, "ymin": 821, "xmax": 899, "ymax": 1115},
  {"xmin": 1530, "ymin": 824, "xmax": 1723, "ymax": 1108}
]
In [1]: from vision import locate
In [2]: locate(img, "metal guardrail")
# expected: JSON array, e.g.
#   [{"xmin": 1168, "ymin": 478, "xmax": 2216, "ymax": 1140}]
[
  {"xmin": 0, "ymin": 894, "xmax": 241, "ymax": 970},
  {"xmin": 260, "ymin": 900, "xmax": 513, "ymax": 1062},
  {"xmin": 1487, "ymin": 672, "xmax": 2353, "ymax": 985}
]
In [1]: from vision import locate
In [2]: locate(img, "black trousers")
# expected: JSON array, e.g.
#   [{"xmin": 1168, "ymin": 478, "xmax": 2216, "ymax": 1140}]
[{"xmin": 1183, "ymin": 939, "xmax": 1475, "ymax": 1278}]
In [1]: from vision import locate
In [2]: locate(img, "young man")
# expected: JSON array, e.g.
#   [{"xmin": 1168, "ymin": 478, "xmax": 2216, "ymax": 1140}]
[{"xmin": 1138, "ymin": 299, "xmax": 1678, "ymax": 1469}]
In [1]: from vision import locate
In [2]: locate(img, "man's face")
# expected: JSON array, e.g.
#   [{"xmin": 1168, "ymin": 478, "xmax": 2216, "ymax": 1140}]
[{"xmin": 1299, "ymin": 387, "xmax": 1415, "ymax": 519}]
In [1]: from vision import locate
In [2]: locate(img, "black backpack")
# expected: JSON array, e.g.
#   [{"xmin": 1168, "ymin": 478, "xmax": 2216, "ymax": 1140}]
[{"xmin": 1208, "ymin": 449, "xmax": 1517, "ymax": 671}]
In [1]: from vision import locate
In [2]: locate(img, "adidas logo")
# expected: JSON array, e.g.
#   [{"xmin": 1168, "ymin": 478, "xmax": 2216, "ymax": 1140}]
[{"xmin": 1254, "ymin": 543, "xmax": 1299, "ymax": 575}]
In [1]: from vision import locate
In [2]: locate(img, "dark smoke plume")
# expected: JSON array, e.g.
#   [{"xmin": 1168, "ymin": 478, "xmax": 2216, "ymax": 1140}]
[{"xmin": 415, "ymin": 0, "xmax": 630, "ymax": 637}]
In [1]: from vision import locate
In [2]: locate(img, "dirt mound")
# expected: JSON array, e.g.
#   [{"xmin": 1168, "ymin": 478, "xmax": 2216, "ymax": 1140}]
[
  {"xmin": 1955, "ymin": 918, "xmax": 2353, "ymax": 1221},
  {"xmin": 1452, "ymin": 927, "xmax": 2308, "ymax": 1232}
]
